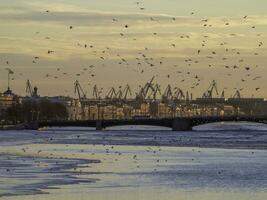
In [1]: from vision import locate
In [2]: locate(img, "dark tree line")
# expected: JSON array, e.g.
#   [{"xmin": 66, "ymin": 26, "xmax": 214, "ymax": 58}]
[{"xmin": 3, "ymin": 99, "xmax": 68, "ymax": 124}]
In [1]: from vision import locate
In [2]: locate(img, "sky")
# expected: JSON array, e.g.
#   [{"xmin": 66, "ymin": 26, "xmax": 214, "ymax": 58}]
[{"xmin": 0, "ymin": 0, "xmax": 266, "ymax": 98}]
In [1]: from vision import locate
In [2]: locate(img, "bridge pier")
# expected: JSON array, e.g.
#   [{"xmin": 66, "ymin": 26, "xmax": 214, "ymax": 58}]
[
  {"xmin": 172, "ymin": 118, "xmax": 192, "ymax": 131},
  {"xmin": 96, "ymin": 120, "xmax": 103, "ymax": 131}
]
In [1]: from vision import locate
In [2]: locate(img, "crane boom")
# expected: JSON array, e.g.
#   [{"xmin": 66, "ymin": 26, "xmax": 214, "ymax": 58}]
[
  {"xmin": 143, "ymin": 76, "xmax": 155, "ymax": 99},
  {"xmin": 26, "ymin": 80, "xmax": 38, "ymax": 97},
  {"xmin": 26, "ymin": 80, "xmax": 33, "ymax": 97},
  {"xmin": 151, "ymin": 84, "xmax": 161, "ymax": 100},
  {"xmin": 93, "ymin": 85, "xmax": 101, "ymax": 99},
  {"xmin": 233, "ymin": 90, "xmax": 241, "ymax": 98},
  {"xmin": 162, "ymin": 84, "xmax": 173, "ymax": 100},
  {"xmin": 74, "ymin": 80, "xmax": 86, "ymax": 100},
  {"xmin": 123, "ymin": 84, "xmax": 132, "ymax": 99},
  {"xmin": 173, "ymin": 87, "xmax": 185, "ymax": 100},
  {"xmin": 202, "ymin": 80, "xmax": 219, "ymax": 98},
  {"xmin": 106, "ymin": 87, "xmax": 117, "ymax": 99}
]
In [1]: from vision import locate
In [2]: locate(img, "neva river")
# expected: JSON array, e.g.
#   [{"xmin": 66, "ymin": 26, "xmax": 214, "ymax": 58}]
[{"xmin": 1, "ymin": 122, "xmax": 267, "ymax": 200}]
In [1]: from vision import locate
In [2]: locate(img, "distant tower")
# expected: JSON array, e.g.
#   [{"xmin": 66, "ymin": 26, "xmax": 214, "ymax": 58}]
[{"xmin": 3, "ymin": 68, "xmax": 14, "ymax": 95}]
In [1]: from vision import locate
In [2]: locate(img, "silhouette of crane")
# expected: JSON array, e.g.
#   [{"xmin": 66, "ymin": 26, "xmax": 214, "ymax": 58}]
[
  {"xmin": 74, "ymin": 80, "xmax": 87, "ymax": 119},
  {"xmin": 173, "ymin": 87, "xmax": 185, "ymax": 101},
  {"xmin": 26, "ymin": 80, "xmax": 38, "ymax": 97},
  {"xmin": 233, "ymin": 89, "xmax": 241, "ymax": 98},
  {"xmin": 74, "ymin": 80, "xmax": 86, "ymax": 100},
  {"xmin": 122, "ymin": 84, "xmax": 132, "ymax": 100},
  {"xmin": 202, "ymin": 80, "xmax": 219, "ymax": 98},
  {"xmin": 221, "ymin": 89, "xmax": 225, "ymax": 98},
  {"xmin": 93, "ymin": 85, "xmax": 101, "ymax": 100},
  {"xmin": 162, "ymin": 84, "xmax": 173, "ymax": 101},
  {"xmin": 106, "ymin": 87, "xmax": 117, "ymax": 100},
  {"xmin": 136, "ymin": 76, "xmax": 156, "ymax": 101},
  {"xmin": 151, "ymin": 83, "xmax": 161, "ymax": 100}
]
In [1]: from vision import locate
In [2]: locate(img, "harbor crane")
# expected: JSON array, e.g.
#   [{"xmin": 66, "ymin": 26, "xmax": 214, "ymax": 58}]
[
  {"xmin": 151, "ymin": 84, "xmax": 161, "ymax": 100},
  {"xmin": 26, "ymin": 80, "xmax": 38, "ymax": 98},
  {"xmin": 136, "ymin": 76, "xmax": 155, "ymax": 100},
  {"xmin": 162, "ymin": 84, "xmax": 173, "ymax": 101},
  {"xmin": 122, "ymin": 84, "xmax": 132, "ymax": 100},
  {"xmin": 26, "ymin": 80, "xmax": 33, "ymax": 96},
  {"xmin": 93, "ymin": 85, "xmax": 101, "ymax": 100},
  {"xmin": 74, "ymin": 80, "xmax": 87, "ymax": 119},
  {"xmin": 106, "ymin": 87, "xmax": 117, "ymax": 100},
  {"xmin": 173, "ymin": 87, "xmax": 185, "ymax": 100},
  {"xmin": 74, "ymin": 80, "xmax": 86, "ymax": 100},
  {"xmin": 202, "ymin": 80, "xmax": 219, "ymax": 98},
  {"xmin": 115, "ymin": 85, "xmax": 132, "ymax": 101},
  {"xmin": 221, "ymin": 89, "xmax": 225, "ymax": 98},
  {"xmin": 233, "ymin": 89, "xmax": 241, "ymax": 98},
  {"xmin": 116, "ymin": 87, "xmax": 123, "ymax": 100},
  {"xmin": 136, "ymin": 87, "xmax": 145, "ymax": 100},
  {"xmin": 143, "ymin": 76, "xmax": 155, "ymax": 99}
]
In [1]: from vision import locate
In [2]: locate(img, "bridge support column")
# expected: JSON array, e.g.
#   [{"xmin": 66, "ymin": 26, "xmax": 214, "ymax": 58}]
[
  {"xmin": 96, "ymin": 120, "xmax": 103, "ymax": 131},
  {"xmin": 172, "ymin": 118, "xmax": 192, "ymax": 131}
]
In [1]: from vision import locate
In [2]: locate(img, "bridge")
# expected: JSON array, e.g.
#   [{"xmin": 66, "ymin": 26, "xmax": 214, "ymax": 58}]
[{"xmin": 33, "ymin": 115, "xmax": 267, "ymax": 131}]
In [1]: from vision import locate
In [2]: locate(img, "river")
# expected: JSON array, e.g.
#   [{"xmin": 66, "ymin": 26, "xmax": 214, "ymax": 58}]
[{"xmin": 0, "ymin": 122, "xmax": 267, "ymax": 200}]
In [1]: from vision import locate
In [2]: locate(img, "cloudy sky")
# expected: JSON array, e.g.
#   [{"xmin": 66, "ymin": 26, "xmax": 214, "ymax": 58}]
[{"xmin": 0, "ymin": 0, "xmax": 266, "ymax": 98}]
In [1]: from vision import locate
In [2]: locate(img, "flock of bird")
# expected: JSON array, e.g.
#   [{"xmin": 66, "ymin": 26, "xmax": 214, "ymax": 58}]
[{"xmin": 0, "ymin": 1, "xmax": 265, "ymax": 97}]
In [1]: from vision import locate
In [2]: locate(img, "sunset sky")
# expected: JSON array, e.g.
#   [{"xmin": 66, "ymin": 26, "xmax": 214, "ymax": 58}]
[{"xmin": 0, "ymin": 0, "xmax": 266, "ymax": 98}]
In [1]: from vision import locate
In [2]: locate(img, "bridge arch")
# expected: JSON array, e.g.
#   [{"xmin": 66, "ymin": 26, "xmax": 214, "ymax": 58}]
[
  {"xmin": 105, "ymin": 125, "xmax": 172, "ymax": 130},
  {"xmin": 191, "ymin": 120, "xmax": 267, "ymax": 131},
  {"xmin": 190, "ymin": 117, "xmax": 266, "ymax": 127},
  {"xmin": 99, "ymin": 119, "xmax": 173, "ymax": 130}
]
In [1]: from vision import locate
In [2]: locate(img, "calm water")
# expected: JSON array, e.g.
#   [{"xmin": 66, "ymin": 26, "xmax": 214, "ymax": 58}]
[{"xmin": 1, "ymin": 122, "xmax": 267, "ymax": 200}]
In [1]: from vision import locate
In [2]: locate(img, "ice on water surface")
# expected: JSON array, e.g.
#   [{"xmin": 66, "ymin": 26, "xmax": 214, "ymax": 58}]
[{"xmin": 0, "ymin": 122, "xmax": 267, "ymax": 200}]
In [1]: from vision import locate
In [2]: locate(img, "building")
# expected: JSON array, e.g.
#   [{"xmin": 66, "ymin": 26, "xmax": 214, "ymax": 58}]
[{"xmin": 0, "ymin": 89, "xmax": 20, "ymax": 122}]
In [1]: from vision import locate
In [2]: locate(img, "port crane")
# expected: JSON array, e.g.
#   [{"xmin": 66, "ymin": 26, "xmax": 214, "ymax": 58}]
[
  {"xmin": 162, "ymin": 84, "xmax": 173, "ymax": 101},
  {"xmin": 221, "ymin": 90, "xmax": 225, "ymax": 98},
  {"xmin": 233, "ymin": 89, "xmax": 241, "ymax": 98},
  {"xmin": 106, "ymin": 87, "xmax": 117, "ymax": 100},
  {"xmin": 173, "ymin": 87, "xmax": 185, "ymax": 101},
  {"xmin": 136, "ymin": 87, "xmax": 145, "ymax": 100},
  {"xmin": 144, "ymin": 76, "xmax": 156, "ymax": 99},
  {"xmin": 122, "ymin": 84, "xmax": 132, "ymax": 100},
  {"xmin": 116, "ymin": 87, "xmax": 123, "ymax": 100},
  {"xmin": 26, "ymin": 80, "xmax": 38, "ymax": 98},
  {"xmin": 151, "ymin": 84, "xmax": 161, "ymax": 100},
  {"xmin": 136, "ymin": 76, "xmax": 156, "ymax": 101},
  {"xmin": 93, "ymin": 85, "xmax": 101, "ymax": 100},
  {"xmin": 74, "ymin": 80, "xmax": 86, "ymax": 100},
  {"xmin": 202, "ymin": 80, "xmax": 219, "ymax": 98},
  {"xmin": 111, "ymin": 85, "xmax": 132, "ymax": 102},
  {"xmin": 74, "ymin": 80, "xmax": 87, "ymax": 119}
]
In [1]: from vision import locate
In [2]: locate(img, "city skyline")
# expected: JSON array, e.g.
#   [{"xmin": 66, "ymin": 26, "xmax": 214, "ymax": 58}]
[{"xmin": 0, "ymin": 0, "xmax": 266, "ymax": 97}]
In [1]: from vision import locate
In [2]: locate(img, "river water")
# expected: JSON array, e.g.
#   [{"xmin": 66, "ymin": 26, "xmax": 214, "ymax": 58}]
[{"xmin": 1, "ymin": 122, "xmax": 267, "ymax": 200}]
